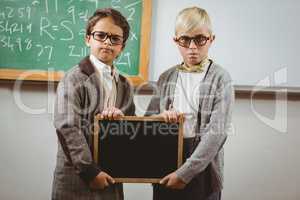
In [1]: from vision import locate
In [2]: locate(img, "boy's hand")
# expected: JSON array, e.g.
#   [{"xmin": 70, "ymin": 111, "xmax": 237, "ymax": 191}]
[
  {"xmin": 160, "ymin": 172, "xmax": 186, "ymax": 189},
  {"xmin": 101, "ymin": 107, "xmax": 124, "ymax": 120},
  {"xmin": 159, "ymin": 110, "xmax": 181, "ymax": 123},
  {"xmin": 89, "ymin": 171, "xmax": 115, "ymax": 190}
]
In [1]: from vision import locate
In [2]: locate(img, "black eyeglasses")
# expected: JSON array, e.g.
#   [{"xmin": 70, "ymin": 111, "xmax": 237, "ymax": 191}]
[
  {"xmin": 90, "ymin": 31, "xmax": 124, "ymax": 45},
  {"xmin": 174, "ymin": 34, "xmax": 210, "ymax": 48}
]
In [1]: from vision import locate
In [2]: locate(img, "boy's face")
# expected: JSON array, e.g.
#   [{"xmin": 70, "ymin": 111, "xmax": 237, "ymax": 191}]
[
  {"xmin": 85, "ymin": 17, "xmax": 124, "ymax": 66},
  {"xmin": 175, "ymin": 25, "xmax": 214, "ymax": 67}
]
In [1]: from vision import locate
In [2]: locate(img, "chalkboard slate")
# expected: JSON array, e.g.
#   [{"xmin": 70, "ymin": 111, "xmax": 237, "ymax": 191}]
[
  {"xmin": 93, "ymin": 115, "xmax": 184, "ymax": 183},
  {"xmin": 0, "ymin": 0, "xmax": 151, "ymax": 84}
]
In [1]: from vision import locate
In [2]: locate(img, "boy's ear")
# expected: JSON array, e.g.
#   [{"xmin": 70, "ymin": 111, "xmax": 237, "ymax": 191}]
[
  {"xmin": 121, "ymin": 43, "xmax": 126, "ymax": 51},
  {"xmin": 173, "ymin": 37, "xmax": 179, "ymax": 46},
  {"xmin": 85, "ymin": 35, "xmax": 90, "ymax": 47},
  {"xmin": 211, "ymin": 35, "xmax": 216, "ymax": 42}
]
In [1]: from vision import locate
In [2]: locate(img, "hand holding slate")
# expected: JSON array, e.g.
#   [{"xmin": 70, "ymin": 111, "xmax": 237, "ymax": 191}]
[
  {"xmin": 160, "ymin": 172, "xmax": 186, "ymax": 190},
  {"xmin": 89, "ymin": 171, "xmax": 115, "ymax": 190},
  {"xmin": 100, "ymin": 107, "xmax": 124, "ymax": 120},
  {"xmin": 159, "ymin": 110, "xmax": 182, "ymax": 123}
]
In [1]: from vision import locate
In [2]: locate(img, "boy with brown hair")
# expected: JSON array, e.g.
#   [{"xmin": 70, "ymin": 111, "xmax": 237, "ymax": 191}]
[{"xmin": 52, "ymin": 8, "xmax": 135, "ymax": 200}]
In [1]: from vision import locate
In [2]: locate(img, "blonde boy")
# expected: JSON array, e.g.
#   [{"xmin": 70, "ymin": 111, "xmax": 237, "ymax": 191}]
[{"xmin": 146, "ymin": 7, "xmax": 234, "ymax": 200}]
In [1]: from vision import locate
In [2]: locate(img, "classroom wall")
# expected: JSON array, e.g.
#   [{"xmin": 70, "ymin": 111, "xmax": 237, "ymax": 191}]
[
  {"xmin": 149, "ymin": 0, "xmax": 300, "ymax": 87},
  {"xmin": 0, "ymin": 83, "xmax": 299, "ymax": 200},
  {"xmin": 1, "ymin": 0, "xmax": 299, "ymax": 199}
]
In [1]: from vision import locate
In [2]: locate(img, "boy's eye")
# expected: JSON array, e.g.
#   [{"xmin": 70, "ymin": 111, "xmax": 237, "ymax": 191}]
[
  {"xmin": 178, "ymin": 36, "xmax": 191, "ymax": 45},
  {"xmin": 110, "ymin": 35, "xmax": 123, "ymax": 44},
  {"xmin": 93, "ymin": 31, "xmax": 108, "ymax": 40},
  {"xmin": 194, "ymin": 35, "xmax": 209, "ymax": 44}
]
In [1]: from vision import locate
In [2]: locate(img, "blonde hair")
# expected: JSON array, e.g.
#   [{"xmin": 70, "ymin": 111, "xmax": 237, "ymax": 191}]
[{"xmin": 175, "ymin": 7, "xmax": 213, "ymax": 36}]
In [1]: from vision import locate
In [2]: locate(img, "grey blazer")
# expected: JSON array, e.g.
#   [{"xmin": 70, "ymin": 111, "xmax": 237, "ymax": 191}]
[
  {"xmin": 146, "ymin": 61, "xmax": 234, "ymax": 193},
  {"xmin": 52, "ymin": 56, "xmax": 135, "ymax": 200}
]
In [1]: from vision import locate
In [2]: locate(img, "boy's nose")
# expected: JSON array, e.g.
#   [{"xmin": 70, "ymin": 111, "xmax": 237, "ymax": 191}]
[
  {"xmin": 189, "ymin": 39, "xmax": 197, "ymax": 49},
  {"xmin": 103, "ymin": 37, "xmax": 112, "ymax": 45}
]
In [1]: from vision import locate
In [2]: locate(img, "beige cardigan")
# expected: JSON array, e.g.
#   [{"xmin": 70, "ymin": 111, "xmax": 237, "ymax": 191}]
[{"xmin": 146, "ymin": 60, "xmax": 234, "ymax": 192}]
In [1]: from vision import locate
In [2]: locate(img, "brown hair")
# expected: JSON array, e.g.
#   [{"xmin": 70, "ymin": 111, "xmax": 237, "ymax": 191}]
[{"xmin": 86, "ymin": 8, "xmax": 130, "ymax": 44}]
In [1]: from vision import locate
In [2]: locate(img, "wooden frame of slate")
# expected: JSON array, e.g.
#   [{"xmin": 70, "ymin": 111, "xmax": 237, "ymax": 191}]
[
  {"xmin": 93, "ymin": 115, "xmax": 184, "ymax": 183},
  {"xmin": 0, "ymin": 0, "xmax": 152, "ymax": 86}
]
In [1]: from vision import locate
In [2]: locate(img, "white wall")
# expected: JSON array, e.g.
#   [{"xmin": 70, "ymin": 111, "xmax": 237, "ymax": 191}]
[
  {"xmin": 224, "ymin": 98, "xmax": 300, "ymax": 200},
  {"xmin": 0, "ymin": 83, "xmax": 299, "ymax": 200},
  {"xmin": 0, "ymin": 82, "xmax": 57, "ymax": 200},
  {"xmin": 149, "ymin": 0, "xmax": 300, "ymax": 87}
]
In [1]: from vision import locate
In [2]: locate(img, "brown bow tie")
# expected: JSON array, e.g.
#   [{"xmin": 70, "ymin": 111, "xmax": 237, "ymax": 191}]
[{"xmin": 177, "ymin": 58, "xmax": 210, "ymax": 73}]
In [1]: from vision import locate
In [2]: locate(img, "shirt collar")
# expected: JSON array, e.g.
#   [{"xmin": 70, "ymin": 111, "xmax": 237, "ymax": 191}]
[{"xmin": 89, "ymin": 54, "xmax": 119, "ymax": 81}]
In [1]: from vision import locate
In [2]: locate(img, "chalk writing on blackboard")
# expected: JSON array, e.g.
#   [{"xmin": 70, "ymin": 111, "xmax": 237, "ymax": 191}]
[{"xmin": 0, "ymin": 0, "xmax": 143, "ymax": 75}]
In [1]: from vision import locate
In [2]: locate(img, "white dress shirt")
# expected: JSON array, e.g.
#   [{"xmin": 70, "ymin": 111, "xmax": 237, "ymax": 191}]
[
  {"xmin": 89, "ymin": 54, "xmax": 114, "ymax": 93},
  {"xmin": 173, "ymin": 62, "xmax": 210, "ymax": 138}
]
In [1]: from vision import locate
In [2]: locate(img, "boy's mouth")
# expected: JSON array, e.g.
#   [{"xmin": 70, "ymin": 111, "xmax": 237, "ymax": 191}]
[
  {"xmin": 188, "ymin": 53, "xmax": 198, "ymax": 58},
  {"xmin": 100, "ymin": 47, "xmax": 113, "ymax": 53}
]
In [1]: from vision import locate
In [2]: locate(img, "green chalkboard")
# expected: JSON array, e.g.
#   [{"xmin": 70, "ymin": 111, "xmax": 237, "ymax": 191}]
[{"xmin": 0, "ymin": 0, "xmax": 151, "ymax": 84}]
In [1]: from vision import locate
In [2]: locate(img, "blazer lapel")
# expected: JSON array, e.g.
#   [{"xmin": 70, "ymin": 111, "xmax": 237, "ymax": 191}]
[
  {"xmin": 115, "ymin": 76, "xmax": 125, "ymax": 109},
  {"xmin": 79, "ymin": 56, "xmax": 105, "ymax": 114}
]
